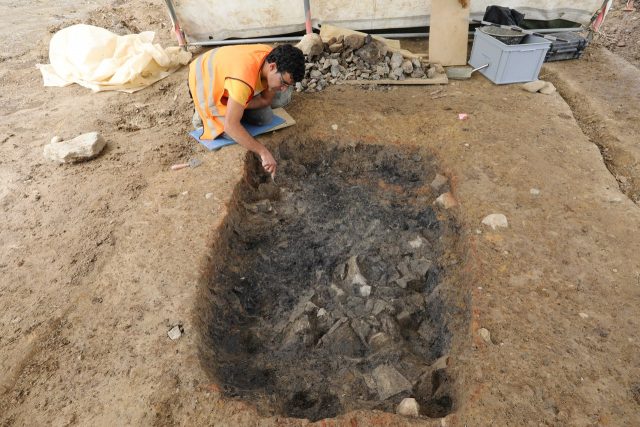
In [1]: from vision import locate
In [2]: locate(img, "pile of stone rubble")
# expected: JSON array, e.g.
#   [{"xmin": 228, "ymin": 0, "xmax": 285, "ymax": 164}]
[{"xmin": 295, "ymin": 33, "xmax": 445, "ymax": 92}]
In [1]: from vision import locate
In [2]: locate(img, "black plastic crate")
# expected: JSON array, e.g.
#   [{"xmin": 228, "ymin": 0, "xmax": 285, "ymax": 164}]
[{"xmin": 544, "ymin": 32, "xmax": 589, "ymax": 62}]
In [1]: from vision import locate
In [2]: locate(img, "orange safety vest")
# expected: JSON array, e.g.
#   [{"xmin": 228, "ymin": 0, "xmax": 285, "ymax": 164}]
[{"xmin": 188, "ymin": 44, "xmax": 273, "ymax": 140}]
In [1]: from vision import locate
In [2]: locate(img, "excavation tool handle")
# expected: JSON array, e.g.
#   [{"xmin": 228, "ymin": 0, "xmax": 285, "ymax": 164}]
[
  {"xmin": 470, "ymin": 19, "xmax": 569, "ymax": 43},
  {"xmin": 171, "ymin": 163, "xmax": 189, "ymax": 170},
  {"xmin": 303, "ymin": 0, "xmax": 312, "ymax": 34},
  {"xmin": 165, "ymin": 0, "xmax": 187, "ymax": 50}
]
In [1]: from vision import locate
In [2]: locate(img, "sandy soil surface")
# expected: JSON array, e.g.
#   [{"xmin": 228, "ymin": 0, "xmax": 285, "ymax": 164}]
[
  {"xmin": 598, "ymin": 0, "xmax": 640, "ymax": 68},
  {"xmin": 1, "ymin": 1, "xmax": 639, "ymax": 426}
]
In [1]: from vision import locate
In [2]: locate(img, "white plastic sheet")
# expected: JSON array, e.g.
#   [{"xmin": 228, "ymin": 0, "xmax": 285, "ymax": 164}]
[
  {"xmin": 173, "ymin": 0, "xmax": 605, "ymax": 42},
  {"xmin": 37, "ymin": 24, "xmax": 192, "ymax": 93}
]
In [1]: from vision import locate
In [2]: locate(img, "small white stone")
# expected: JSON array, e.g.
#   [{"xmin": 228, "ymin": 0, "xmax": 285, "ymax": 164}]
[
  {"xmin": 168, "ymin": 325, "xmax": 183, "ymax": 340},
  {"xmin": 522, "ymin": 80, "xmax": 547, "ymax": 93},
  {"xmin": 317, "ymin": 308, "xmax": 327, "ymax": 317},
  {"xmin": 352, "ymin": 273, "xmax": 367, "ymax": 286},
  {"xmin": 360, "ymin": 284, "xmax": 372, "ymax": 298},
  {"xmin": 481, "ymin": 214, "xmax": 508, "ymax": 230},
  {"xmin": 478, "ymin": 327, "xmax": 492, "ymax": 344},
  {"xmin": 530, "ymin": 188, "xmax": 540, "ymax": 195},
  {"xmin": 181, "ymin": 191, "xmax": 188, "ymax": 196},
  {"xmin": 50, "ymin": 135, "xmax": 63, "ymax": 144},
  {"xmin": 435, "ymin": 192, "xmax": 457, "ymax": 209},
  {"xmin": 397, "ymin": 397, "xmax": 420, "ymax": 417},
  {"xmin": 331, "ymin": 124, "xmax": 338, "ymax": 131},
  {"xmin": 539, "ymin": 82, "xmax": 556, "ymax": 95},
  {"xmin": 205, "ymin": 192, "xmax": 214, "ymax": 199},
  {"xmin": 408, "ymin": 236, "xmax": 423, "ymax": 249},
  {"xmin": 579, "ymin": 312, "xmax": 589, "ymax": 319}
]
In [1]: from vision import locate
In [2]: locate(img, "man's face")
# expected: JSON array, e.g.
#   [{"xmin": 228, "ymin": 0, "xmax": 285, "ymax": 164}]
[{"xmin": 266, "ymin": 62, "xmax": 294, "ymax": 92}]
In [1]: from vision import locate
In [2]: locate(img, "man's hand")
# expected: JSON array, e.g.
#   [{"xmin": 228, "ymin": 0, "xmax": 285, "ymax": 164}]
[{"xmin": 259, "ymin": 148, "xmax": 277, "ymax": 177}]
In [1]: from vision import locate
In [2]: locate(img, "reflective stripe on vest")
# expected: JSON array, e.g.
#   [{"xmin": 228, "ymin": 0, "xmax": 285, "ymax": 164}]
[{"xmin": 192, "ymin": 49, "xmax": 222, "ymax": 140}]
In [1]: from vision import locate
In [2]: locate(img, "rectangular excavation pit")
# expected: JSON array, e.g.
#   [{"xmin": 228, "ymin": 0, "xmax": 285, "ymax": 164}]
[{"xmin": 199, "ymin": 139, "xmax": 468, "ymax": 421}]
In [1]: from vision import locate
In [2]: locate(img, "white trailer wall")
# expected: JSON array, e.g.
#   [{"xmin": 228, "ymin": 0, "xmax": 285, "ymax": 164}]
[{"xmin": 173, "ymin": 0, "xmax": 604, "ymax": 42}]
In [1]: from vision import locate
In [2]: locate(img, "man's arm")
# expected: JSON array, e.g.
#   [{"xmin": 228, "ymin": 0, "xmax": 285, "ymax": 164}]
[
  {"xmin": 246, "ymin": 88, "xmax": 274, "ymax": 110},
  {"xmin": 224, "ymin": 98, "xmax": 277, "ymax": 176}
]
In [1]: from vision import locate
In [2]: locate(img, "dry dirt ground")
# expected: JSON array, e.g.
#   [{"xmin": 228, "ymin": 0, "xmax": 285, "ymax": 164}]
[
  {"xmin": 599, "ymin": 0, "xmax": 640, "ymax": 68},
  {"xmin": 1, "ymin": 1, "xmax": 640, "ymax": 426}
]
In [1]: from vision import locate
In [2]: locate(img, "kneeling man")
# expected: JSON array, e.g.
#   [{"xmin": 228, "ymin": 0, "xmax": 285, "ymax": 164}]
[{"xmin": 189, "ymin": 44, "xmax": 305, "ymax": 176}]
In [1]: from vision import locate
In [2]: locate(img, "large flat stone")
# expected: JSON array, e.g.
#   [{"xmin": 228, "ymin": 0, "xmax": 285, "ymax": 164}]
[
  {"xmin": 43, "ymin": 131, "xmax": 106, "ymax": 163},
  {"xmin": 372, "ymin": 364, "xmax": 412, "ymax": 400}
]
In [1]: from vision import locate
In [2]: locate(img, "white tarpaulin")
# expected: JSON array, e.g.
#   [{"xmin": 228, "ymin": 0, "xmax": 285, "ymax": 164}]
[
  {"xmin": 37, "ymin": 24, "xmax": 192, "ymax": 93},
  {"xmin": 172, "ymin": 0, "xmax": 605, "ymax": 42}
]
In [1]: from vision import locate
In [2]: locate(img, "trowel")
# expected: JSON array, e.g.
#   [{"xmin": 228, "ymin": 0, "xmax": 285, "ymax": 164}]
[
  {"xmin": 170, "ymin": 158, "xmax": 202, "ymax": 170},
  {"xmin": 446, "ymin": 63, "xmax": 488, "ymax": 80}
]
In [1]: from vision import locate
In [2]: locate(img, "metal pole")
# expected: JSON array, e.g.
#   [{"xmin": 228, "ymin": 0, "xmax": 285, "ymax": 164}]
[
  {"xmin": 190, "ymin": 33, "xmax": 428, "ymax": 47},
  {"xmin": 303, "ymin": 0, "xmax": 312, "ymax": 34},
  {"xmin": 189, "ymin": 27, "xmax": 583, "ymax": 47},
  {"xmin": 190, "ymin": 36, "xmax": 306, "ymax": 47}
]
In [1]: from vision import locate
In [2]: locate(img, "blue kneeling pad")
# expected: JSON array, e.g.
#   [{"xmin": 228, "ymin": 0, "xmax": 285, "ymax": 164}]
[{"xmin": 189, "ymin": 114, "xmax": 286, "ymax": 151}]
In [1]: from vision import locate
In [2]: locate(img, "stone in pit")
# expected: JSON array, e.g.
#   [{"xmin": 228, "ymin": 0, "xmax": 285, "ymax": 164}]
[
  {"xmin": 435, "ymin": 192, "xmax": 457, "ymax": 209},
  {"xmin": 430, "ymin": 173, "xmax": 448, "ymax": 191},
  {"xmin": 282, "ymin": 316, "xmax": 312, "ymax": 348},
  {"xmin": 397, "ymin": 397, "xmax": 420, "ymax": 417},
  {"xmin": 319, "ymin": 321, "xmax": 363, "ymax": 357},
  {"xmin": 345, "ymin": 255, "xmax": 367, "ymax": 286},
  {"xmin": 371, "ymin": 364, "xmax": 412, "ymax": 400}
]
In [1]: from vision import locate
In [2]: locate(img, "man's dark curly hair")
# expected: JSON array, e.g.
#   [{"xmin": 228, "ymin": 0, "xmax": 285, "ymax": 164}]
[{"xmin": 266, "ymin": 44, "xmax": 305, "ymax": 83}]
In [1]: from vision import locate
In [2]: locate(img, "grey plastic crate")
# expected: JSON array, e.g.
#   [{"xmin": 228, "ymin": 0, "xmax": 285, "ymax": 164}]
[
  {"xmin": 468, "ymin": 29, "xmax": 551, "ymax": 84},
  {"xmin": 544, "ymin": 32, "xmax": 589, "ymax": 62}
]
